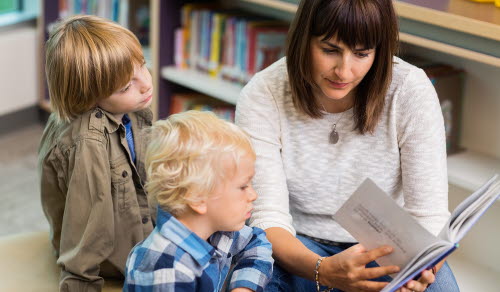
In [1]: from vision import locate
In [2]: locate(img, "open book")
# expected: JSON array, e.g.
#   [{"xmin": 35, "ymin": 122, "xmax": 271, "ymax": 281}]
[{"xmin": 333, "ymin": 175, "xmax": 500, "ymax": 292}]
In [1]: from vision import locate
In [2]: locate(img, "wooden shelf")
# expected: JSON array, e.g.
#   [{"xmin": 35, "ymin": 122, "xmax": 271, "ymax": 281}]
[
  {"xmin": 239, "ymin": 0, "xmax": 500, "ymax": 41},
  {"xmin": 447, "ymin": 150, "xmax": 500, "ymax": 192},
  {"xmin": 236, "ymin": 0, "xmax": 500, "ymax": 66},
  {"xmin": 395, "ymin": 0, "xmax": 500, "ymax": 42},
  {"xmin": 161, "ymin": 67, "xmax": 243, "ymax": 105},
  {"xmin": 399, "ymin": 32, "xmax": 500, "ymax": 67}
]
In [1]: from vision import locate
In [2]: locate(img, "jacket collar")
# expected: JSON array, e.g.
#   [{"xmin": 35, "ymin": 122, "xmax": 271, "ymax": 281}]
[{"xmin": 87, "ymin": 107, "xmax": 153, "ymax": 134}]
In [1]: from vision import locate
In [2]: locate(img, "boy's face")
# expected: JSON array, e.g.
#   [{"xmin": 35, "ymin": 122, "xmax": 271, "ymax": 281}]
[
  {"xmin": 97, "ymin": 62, "xmax": 153, "ymax": 116},
  {"xmin": 206, "ymin": 153, "xmax": 257, "ymax": 232}
]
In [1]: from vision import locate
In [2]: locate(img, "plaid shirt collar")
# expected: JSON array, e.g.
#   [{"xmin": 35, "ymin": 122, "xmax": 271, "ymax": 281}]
[{"xmin": 156, "ymin": 207, "xmax": 218, "ymax": 267}]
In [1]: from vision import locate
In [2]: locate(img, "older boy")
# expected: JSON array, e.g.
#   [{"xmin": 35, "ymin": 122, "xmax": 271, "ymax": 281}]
[
  {"xmin": 38, "ymin": 15, "xmax": 155, "ymax": 291},
  {"xmin": 124, "ymin": 111, "xmax": 273, "ymax": 291}
]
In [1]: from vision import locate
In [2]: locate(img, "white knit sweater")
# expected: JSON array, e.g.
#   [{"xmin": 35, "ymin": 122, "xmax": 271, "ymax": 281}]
[{"xmin": 236, "ymin": 57, "xmax": 450, "ymax": 242}]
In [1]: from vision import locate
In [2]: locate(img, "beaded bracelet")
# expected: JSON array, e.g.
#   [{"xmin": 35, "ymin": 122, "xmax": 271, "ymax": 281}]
[{"xmin": 315, "ymin": 257, "xmax": 334, "ymax": 292}]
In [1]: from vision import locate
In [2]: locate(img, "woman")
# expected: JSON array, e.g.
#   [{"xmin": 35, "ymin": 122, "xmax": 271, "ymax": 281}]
[{"xmin": 235, "ymin": 0, "xmax": 459, "ymax": 291}]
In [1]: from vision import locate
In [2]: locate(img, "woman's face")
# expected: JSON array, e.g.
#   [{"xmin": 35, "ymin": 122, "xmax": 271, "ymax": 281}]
[{"xmin": 310, "ymin": 36, "xmax": 376, "ymax": 103}]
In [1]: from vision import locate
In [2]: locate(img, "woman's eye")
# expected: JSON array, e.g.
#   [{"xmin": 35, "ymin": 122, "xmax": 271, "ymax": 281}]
[
  {"xmin": 321, "ymin": 48, "xmax": 338, "ymax": 54},
  {"xmin": 240, "ymin": 185, "xmax": 249, "ymax": 191},
  {"xmin": 356, "ymin": 52, "xmax": 370, "ymax": 58}
]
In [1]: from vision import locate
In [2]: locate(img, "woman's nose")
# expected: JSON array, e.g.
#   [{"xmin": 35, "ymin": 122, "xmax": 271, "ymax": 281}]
[{"xmin": 334, "ymin": 56, "xmax": 352, "ymax": 80}]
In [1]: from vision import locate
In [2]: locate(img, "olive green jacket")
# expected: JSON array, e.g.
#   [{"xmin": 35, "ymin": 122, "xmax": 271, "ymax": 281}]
[{"xmin": 38, "ymin": 107, "xmax": 155, "ymax": 292}]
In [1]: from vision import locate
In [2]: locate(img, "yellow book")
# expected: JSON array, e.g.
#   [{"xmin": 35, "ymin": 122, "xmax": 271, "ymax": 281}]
[{"xmin": 209, "ymin": 12, "xmax": 227, "ymax": 77}]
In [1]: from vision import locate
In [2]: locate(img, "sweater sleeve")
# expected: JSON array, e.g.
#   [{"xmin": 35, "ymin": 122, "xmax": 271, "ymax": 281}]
[
  {"xmin": 235, "ymin": 73, "xmax": 295, "ymax": 235},
  {"xmin": 396, "ymin": 68, "xmax": 450, "ymax": 236}
]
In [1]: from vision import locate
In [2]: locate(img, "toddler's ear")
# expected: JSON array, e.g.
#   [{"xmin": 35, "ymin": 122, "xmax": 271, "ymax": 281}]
[{"xmin": 187, "ymin": 195, "xmax": 208, "ymax": 215}]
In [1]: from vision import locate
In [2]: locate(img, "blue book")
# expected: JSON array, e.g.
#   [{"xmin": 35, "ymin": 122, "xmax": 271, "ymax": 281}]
[{"xmin": 334, "ymin": 175, "xmax": 500, "ymax": 292}]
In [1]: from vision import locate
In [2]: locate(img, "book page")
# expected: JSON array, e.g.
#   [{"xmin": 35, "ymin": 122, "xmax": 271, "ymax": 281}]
[
  {"xmin": 448, "ymin": 177, "xmax": 500, "ymax": 242},
  {"xmin": 333, "ymin": 179, "xmax": 443, "ymax": 270}
]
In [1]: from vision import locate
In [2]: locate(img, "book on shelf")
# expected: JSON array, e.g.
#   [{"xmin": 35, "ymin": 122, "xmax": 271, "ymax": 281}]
[
  {"xmin": 181, "ymin": 4, "xmax": 221, "ymax": 70},
  {"xmin": 170, "ymin": 93, "xmax": 235, "ymax": 122},
  {"xmin": 333, "ymin": 176, "xmax": 500, "ymax": 292},
  {"xmin": 247, "ymin": 23, "xmax": 288, "ymax": 82},
  {"xmin": 208, "ymin": 12, "xmax": 227, "ymax": 77},
  {"xmin": 176, "ymin": 4, "xmax": 289, "ymax": 85}
]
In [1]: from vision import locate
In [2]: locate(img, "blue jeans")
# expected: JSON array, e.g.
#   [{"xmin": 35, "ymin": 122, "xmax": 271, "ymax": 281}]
[{"xmin": 265, "ymin": 235, "xmax": 459, "ymax": 292}]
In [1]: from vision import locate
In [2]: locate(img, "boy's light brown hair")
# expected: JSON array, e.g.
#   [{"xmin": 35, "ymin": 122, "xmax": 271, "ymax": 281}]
[
  {"xmin": 45, "ymin": 15, "xmax": 144, "ymax": 122},
  {"xmin": 145, "ymin": 111, "xmax": 256, "ymax": 216}
]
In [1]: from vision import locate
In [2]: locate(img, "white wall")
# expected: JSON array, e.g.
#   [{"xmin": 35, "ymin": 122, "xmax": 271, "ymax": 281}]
[{"xmin": 0, "ymin": 24, "xmax": 38, "ymax": 116}]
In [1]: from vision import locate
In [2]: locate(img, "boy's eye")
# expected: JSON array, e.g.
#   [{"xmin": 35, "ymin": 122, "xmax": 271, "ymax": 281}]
[
  {"xmin": 121, "ymin": 83, "xmax": 131, "ymax": 92},
  {"xmin": 240, "ymin": 185, "xmax": 249, "ymax": 191}
]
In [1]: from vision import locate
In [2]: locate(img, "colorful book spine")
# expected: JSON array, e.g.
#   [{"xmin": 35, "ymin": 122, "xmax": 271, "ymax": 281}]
[
  {"xmin": 174, "ymin": 28, "xmax": 185, "ymax": 68},
  {"xmin": 208, "ymin": 12, "xmax": 227, "ymax": 77}
]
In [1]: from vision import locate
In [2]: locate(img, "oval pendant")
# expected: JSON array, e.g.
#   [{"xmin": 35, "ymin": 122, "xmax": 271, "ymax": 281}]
[{"xmin": 329, "ymin": 129, "xmax": 339, "ymax": 144}]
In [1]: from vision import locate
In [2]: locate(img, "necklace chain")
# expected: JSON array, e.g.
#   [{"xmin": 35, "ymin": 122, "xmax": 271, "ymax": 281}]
[{"xmin": 318, "ymin": 100, "xmax": 345, "ymax": 144}]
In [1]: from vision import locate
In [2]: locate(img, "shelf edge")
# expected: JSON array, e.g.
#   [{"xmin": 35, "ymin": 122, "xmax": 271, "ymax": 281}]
[
  {"xmin": 161, "ymin": 67, "xmax": 242, "ymax": 105},
  {"xmin": 394, "ymin": 1, "xmax": 500, "ymax": 42},
  {"xmin": 399, "ymin": 32, "xmax": 500, "ymax": 67}
]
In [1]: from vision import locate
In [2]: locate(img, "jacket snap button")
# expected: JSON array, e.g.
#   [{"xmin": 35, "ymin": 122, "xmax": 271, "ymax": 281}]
[
  {"xmin": 142, "ymin": 217, "xmax": 149, "ymax": 224},
  {"xmin": 95, "ymin": 111, "xmax": 103, "ymax": 118},
  {"xmin": 122, "ymin": 170, "xmax": 128, "ymax": 178}
]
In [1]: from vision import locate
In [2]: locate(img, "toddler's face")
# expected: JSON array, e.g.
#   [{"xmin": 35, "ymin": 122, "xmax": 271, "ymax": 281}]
[
  {"xmin": 97, "ymin": 62, "xmax": 153, "ymax": 116},
  {"xmin": 206, "ymin": 153, "xmax": 257, "ymax": 232}
]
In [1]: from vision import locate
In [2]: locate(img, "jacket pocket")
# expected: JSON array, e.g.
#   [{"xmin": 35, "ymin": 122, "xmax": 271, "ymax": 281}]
[{"xmin": 110, "ymin": 156, "xmax": 133, "ymax": 212}]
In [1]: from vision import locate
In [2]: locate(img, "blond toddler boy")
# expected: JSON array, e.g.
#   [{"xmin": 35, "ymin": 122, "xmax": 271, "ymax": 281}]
[{"xmin": 124, "ymin": 111, "xmax": 273, "ymax": 291}]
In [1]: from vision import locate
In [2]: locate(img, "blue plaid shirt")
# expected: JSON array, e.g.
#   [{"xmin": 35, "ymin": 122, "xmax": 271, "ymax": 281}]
[{"xmin": 124, "ymin": 207, "xmax": 273, "ymax": 291}]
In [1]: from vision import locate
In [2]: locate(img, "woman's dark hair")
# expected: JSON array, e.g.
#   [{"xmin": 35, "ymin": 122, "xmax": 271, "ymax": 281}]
[{"xmin": 286, "ymin": 0, "xmax": 399, "ymax": 134}]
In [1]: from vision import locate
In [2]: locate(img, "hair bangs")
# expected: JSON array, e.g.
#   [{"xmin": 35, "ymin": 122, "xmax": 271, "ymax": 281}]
[
  {"xmin": 313, "ymin": 0, "xmax": 383, "ymax": 50},
  {"xmin": 88, "ymin": 24, "xmax": 144, "ymax": 99}
]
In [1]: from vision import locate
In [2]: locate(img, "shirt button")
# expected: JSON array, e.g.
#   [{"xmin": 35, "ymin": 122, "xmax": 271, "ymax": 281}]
[
  {"xmin": 95, "ymin": 111, "xmax": 103, "ymax": 118},
  {"xmin": 122, "ymin": 170, "xmax": 128, "ymax": 178},
  {"xmin": 141, "ymin": 217, "xmax": 149, "ymax": 224}
]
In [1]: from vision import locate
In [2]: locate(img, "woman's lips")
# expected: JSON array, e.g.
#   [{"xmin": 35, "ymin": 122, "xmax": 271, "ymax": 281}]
[{"xmin": 326, "ymin": 79, "xmax": 348, "ymax": 89}]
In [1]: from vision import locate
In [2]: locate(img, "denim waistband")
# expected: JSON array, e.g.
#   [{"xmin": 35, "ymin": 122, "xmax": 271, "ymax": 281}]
[{"xmin": 298, "ymin": 233, "xmax": 357, "ymax": 249}]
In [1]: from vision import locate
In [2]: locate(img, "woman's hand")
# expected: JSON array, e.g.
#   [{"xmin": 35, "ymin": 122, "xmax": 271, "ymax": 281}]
[
  {"xmin": 319, "ymin": 244, "xmax": 400, "ymax": 292},
  {"xmin": 396, "ymin": 268, "xmax": 435, "ymax": 292}
]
